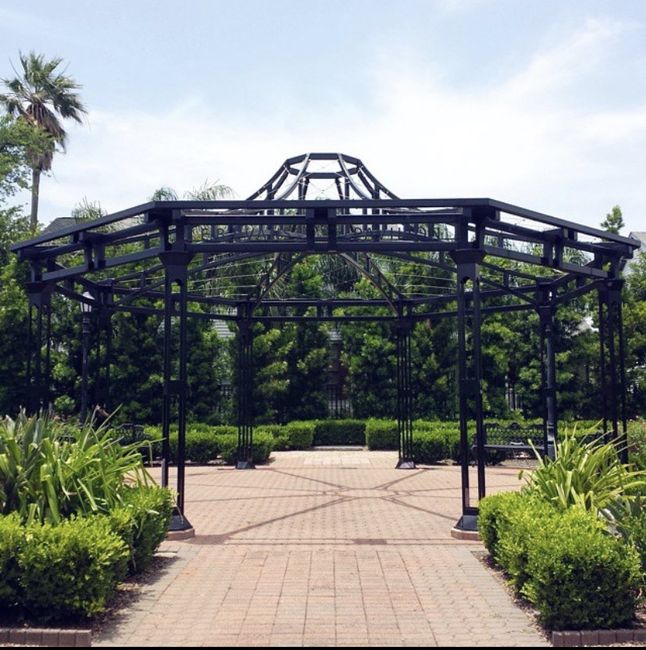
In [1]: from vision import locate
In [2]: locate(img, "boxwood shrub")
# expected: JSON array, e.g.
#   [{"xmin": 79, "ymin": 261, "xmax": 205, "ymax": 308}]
[
  {"xmin": 0, "ymin": 513, "xmax": 24, "ymax": 608},
  {"xmin": 365, "ymin": 419, "xmax": 398, "ymax": 450},
  {"xmin": 313, "ymin": 420, "xmax": 366, "ymax": 446},
  {"xmin": 17, "ymin": 516, "xmax": 129, "ymax": 620},
  {"xmin": 218, "ymin": 431, "xmax": 274, "ymax": 465},
  {"xmin": 283, "ymin": 421, "xmax": 316, "ymax": 450},
  {"xmin": 109, "ymin": 486, "xmax": 174, "ymax": 574},
  {"xmin": 525, "ymin": 510, "xmax": 641, "ymax": 630},
  {"xmin": 479, "ymin": 492, "xmax": 643, "ymax": 630}
]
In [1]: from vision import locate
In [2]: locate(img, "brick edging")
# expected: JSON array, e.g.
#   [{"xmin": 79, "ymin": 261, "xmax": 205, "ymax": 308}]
[
  {"xmin": 0, "ymin": 627, "xmax": 91, "ymax": 647},
  {"xmin": 553, "ymin": 628, "xmax": 646, "ymax": 646}
]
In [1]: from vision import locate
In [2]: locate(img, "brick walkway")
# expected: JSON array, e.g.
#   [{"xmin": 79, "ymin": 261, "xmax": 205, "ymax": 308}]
[{"xmin": 95, "ymin": 452, "xmax": 549, "ymax": 647}]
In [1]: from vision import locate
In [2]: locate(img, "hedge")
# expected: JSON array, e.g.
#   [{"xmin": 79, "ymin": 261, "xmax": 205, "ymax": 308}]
[
  {"xmin": 16, "ymin": 516, "xmax": 129, "ymax": 620},
  {"xmin": 479, "ymin": 492, "xmax": 643, "ymax": 630},
  {"xmin": 313, "ymin": 419, "xmax": 366, "ymax": 446},
  {"xmin": 109, "ymin": 486, "xmax": 174, "ymax": 574},
  {"xmin": 525, "ymin": 510, "xmax": 641, "ymax": 630},
  {"xmin": 283, "ymin": 421, "xmax": 316, "ymax": 449},
  {"xmin": 218, "ymin": 432, "xmax": 274, "ymax": 465},
  {"xmin": 0, "ymin": 513, "xmax": 23, "ymax": 607},
  {"xmin": 365, "ymin": 419, "xmax": 398, "ymax": 450}
]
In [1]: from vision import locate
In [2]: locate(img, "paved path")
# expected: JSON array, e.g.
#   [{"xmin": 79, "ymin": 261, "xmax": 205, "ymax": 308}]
[{"xmin": 95, "ymin": 451, "xmax": 549, "ymax": 647}]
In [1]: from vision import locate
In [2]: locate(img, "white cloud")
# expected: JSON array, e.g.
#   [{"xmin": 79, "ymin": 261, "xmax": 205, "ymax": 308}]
[{"xmin": 35, "ymin": 16, "xmax": 646, "ymax": 235}]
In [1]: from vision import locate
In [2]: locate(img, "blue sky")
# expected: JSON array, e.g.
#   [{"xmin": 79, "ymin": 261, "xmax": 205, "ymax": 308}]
[{"xmin": 2, "ymin": 0, "xmax": 645, "ymax": 234}]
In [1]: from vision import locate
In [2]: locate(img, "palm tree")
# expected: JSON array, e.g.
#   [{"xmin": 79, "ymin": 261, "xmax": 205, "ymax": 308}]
[{"xmin": 0, "ymin": 52, "xmax": 87, "ymax": 229}]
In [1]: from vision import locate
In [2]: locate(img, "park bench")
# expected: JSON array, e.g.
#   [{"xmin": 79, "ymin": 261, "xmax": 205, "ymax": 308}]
[{"xmin": 472, "ymin": 421, "xmax": 547, "ymax": 458}]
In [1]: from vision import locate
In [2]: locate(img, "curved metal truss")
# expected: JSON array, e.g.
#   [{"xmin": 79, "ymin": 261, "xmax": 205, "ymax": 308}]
[{"xmin": 12, "ymin": 153, "xmax": 641, "ymax": 532}]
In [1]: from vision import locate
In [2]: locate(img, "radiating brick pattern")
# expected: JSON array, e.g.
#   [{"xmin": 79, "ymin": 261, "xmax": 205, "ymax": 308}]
[{"xmin": 95, "ymin": 452, "xmax": 548, "ymax": 647}]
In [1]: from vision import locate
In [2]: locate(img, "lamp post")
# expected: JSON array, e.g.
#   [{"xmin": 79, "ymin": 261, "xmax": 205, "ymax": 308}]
[{"xmin": 80, "ymin": 291, "xmax": 93, "ymax": 422}]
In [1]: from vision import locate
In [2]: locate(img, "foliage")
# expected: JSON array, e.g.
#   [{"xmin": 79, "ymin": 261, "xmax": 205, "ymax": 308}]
[
  {"xmin": 628, "ymin": 418, "xmax": 646, "ymax": 470},
  {"xmin": 0, "ymin": 512, "xmax": 23, "ymax": 606},
  {"xmin": 365, "ymin": 419, "xmax": 398, "ymax": 450},
  {"xmin": 0, "ymin": 411, "xmax": 152, "ymax": 524},
  {"xmin": 601, "ymin": 205, "xmax": 625, "ymax": 235},
  {"xmin": 16, "ymin": 515, "xmax": 129, "ymax": 620},
  {"xmin": 108, "ymin": 486, "xmax": 173, "ymax": 574},
  {"xmin": 282, "ymin": 421, "xmax": 315, "ymax": 450},
  {"xmin": 1, "ymin": 51, "xmax": 87, "ymax": 227},
  {"xmin": 524, "ymin": 509, "xmax": 641, "ymax": 630},
  {"xmin": 313, "ymin": 419, "xmax": 366, "ymax": 446},
  {"xmin": 520, "ymin": 428, "xmax": 646, "ymax": 515},
  {"xmin": 479, "ymin": 491, "xmax": 642, "ymax": 630},
  {"xmin": 217, "ymin": 431, "xmax": 274, "ymax": 465}
]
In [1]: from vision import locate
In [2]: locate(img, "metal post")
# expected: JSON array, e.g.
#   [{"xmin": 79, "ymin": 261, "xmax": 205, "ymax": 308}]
[
  {"xmin": 161, "ymin": 271, "xmax": 172, "ymax": 489},
  {"xmin": 616, "ymin": 285, "xmax": 629, "ymax": 462},
  {"xmin": 160, "ymin": 247, "xmax": 194, "ymax": 533},
  {"xmin": 237, "ymin": 308, "xmax": 255, "ymax": 469},
  {"xmin": 538, "ymin": 284, "xmax": 557, "ymax": 456},
  {"xmin": 80, "ymin": 310, "xmax": 91, "ymax": 423},
  {"xmin": 396, "ymin": 314, "xmax": 415, "ymax": 469},
  {"xmin": 450, "ymin": 246, "xmax": 485, "ymax": 532},
  {"xmin": 598, "ymin": 290, "xmax": 608, "ymax": 438}
]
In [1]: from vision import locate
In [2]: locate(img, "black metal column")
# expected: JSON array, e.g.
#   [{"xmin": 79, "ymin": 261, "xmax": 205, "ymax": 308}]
[
  {"xmin": 538, "ymin": 284, "xmax": 557, "ymax": 457},
  {"xmin": 396, "ymin": 315, "xmax": 415, "ymax": 469},
  {"xmin": 599, "ymin": 279, "xmax": 627, "ymax": 461},
  {"xmin": 237, "ymin": 306, "xmax": 255, "ymax": 469},
  {"xmin": 450, "ymin": 248, "xmax": 485, "ymax": 532},
  {"xmin": 160, "ymin": 249, "xmax": 194, "ymax": 532},
  {"xmin": 26, "ymin": 283, "xmax": 51, "ymax": 414}
]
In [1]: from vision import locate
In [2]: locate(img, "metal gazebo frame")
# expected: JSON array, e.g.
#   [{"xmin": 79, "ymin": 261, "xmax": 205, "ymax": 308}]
[{"xmin": 12, "ymin": 153, "xmax": 640, "ymax": 532}]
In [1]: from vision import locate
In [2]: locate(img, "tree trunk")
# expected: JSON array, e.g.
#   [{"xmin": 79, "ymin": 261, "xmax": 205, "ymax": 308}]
[{"xmin": 30, "ymin": 167, "xmax": 40, "ymax": 231}]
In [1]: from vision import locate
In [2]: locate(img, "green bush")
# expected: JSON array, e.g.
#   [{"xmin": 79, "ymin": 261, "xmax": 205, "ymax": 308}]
[
  {"xmin": 218, "ymin": 432, "xmax": 274, "ymax": 465},
  {"xmin": 283, "ymin": 422, "xmax": 315, "ymax": 450},
  {"xmin": 109, "ymin": 486, "xmax": 173, "ymax": 574},
  {"xmin": 0, "ymin": 513, "xmax": 24, "ymax": 607},
  {"xmin": 617, "ymin": 508, "xmax": 646, "ymax": 578},
  {"xmin": 17, "ymin": 516, "xmax": 129, "ymax": 620},
  {"xmin": 365, "ymin": 419, "xmax": 398, "ymax": 450},
  {"xmin": 524, "ymin": 509, "xmax": 642, "ymax": 630},
  {"xmin": 0, "ymin": 410, "xmax": 152, "ymax": 524},
  {"xmin": 314, "ymin": 420, "xmax": 366, "ymax": 446},
  {"xmin": 521, "ymin": 431, "xmax": 646, "ymax": 514},
  {"xmin": 478, "ymin": 491, "xmax": 527, "ymax": 560}
]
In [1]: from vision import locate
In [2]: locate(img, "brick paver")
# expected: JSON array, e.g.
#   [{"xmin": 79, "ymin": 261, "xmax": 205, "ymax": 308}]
[{"xmin": 94, "ymin": 451, "xmax": 549, "ymax": 647}]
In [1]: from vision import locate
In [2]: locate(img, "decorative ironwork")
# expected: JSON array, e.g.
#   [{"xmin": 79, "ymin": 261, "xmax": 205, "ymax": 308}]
[{"xmin": 11, "ymin": 152, "xmax": 640, "ymax": 532}]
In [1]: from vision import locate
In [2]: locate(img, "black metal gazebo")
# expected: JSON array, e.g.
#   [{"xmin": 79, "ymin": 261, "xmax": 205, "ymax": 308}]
[{"xmin": 12, "ymin": 153, "xmax": 640, "ymax": 533}]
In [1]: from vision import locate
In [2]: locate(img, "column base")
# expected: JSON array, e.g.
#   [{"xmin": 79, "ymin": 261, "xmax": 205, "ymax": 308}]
[
  {"xmin": 236, "ymin": 460, "xmax": 255, "ymax": 469},
  {"xmin": 451, "ymin": 514, "xmax": 480, "ymax": 541},
  {"xmin": 166, "ymin": 506, "xmax": 195, "ymax": 540},
  {"xmin": 395, "ymin": 458, "xmax": 416, "ymax": 469}
]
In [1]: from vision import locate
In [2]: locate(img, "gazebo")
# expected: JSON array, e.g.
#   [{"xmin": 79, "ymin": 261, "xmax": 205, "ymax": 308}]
[{"xmin": 12, "ymin": 153, "xmax": 640, "ymax": 533}]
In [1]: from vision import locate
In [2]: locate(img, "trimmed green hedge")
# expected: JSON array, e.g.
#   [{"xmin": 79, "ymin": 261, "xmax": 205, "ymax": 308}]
[
  {"xmin": 218, "ymin": 432, "xmax": 274, "ymax": 465},
  {"xmin": 109, "ymin": 486, "xmax": 174, "ymax": 574},
  {"xmin": 479, "ymin": 492, "xmax": 642, "ymax": 630},
  {"xmin": 283, "ymin": 421, "xmax": 316, "ymax": 449},
  {"xmin": 0, "ymin": 513, "xmax": 23, "ymax": 607},
  {"xmin": 313, "ymin": 419, "xmax": 366, "ymax": 446},
  {"xmin": 15, "ymin": 516, "xmax": 129, "ymax": 620},
  {"xmin": 365, "ymin": 419, "xmax": 398, "ymax": 450}
]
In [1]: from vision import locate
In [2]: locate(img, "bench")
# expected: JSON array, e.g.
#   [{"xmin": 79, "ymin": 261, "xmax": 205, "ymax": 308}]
[{"xmin": 472, "ymin": 422, "xmax": 548, "ymax": 457}]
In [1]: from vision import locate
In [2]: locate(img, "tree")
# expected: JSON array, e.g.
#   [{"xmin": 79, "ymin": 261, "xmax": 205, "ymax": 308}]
[
  {"xmin": 150, "ymin": 179, "xmax": 233, "ymax": 201},
  {"xmin": 0, "ymin": 52, "xmax": 87, "ymax": 229},
  {"xmin": 601, "ymin": 205, "xmax": 624, "ymax": 235}
]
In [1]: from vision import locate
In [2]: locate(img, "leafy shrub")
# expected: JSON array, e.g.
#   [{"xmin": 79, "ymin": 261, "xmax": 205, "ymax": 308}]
[
  {"xmin": 0, "ymin": 410, "xmax": 152, "ymax": 524},
  {"xmin": 478, "ymin": 491, "xmax": 526, "ymax": 560},
  {"xmin": 521, "ymin": 430, "xmax": 646, "ymax": 514},
  {"xmin": 314, "ymin": 420, "xmax": 366, "ymax": 446},
  {"xmin": 524, "ymin": 509, "xmax": 641, "ymax": 630},
  {"xmin": 283, "ymin": 422, "xmax": 315, "ymax": 450},
  {"xmin": 365, "ymin": 419, "xmax": 398, "ymax": 450},
  {"xmin": 0, "ymin": 513, "xmax": 24, "ymax": 607},
  {"xmin": 17, "ymin": 516, "xmax": 129, "ymax": 620},
  {"xmin": 218, "ymin": 432, "xmax": 274, "ymax": 465},
  {"xmin": 109, "ymin": 486, "xmax": 173, "ymax": 574},
  {"xmin": 614, "ymin": 503, "xmax": 646, "ymax": 578}
]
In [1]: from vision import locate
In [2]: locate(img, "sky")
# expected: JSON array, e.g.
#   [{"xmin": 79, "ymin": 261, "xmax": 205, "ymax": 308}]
[{"xmin": 1, "ymin": 0, "xmax": 645, "ymax": 234}]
